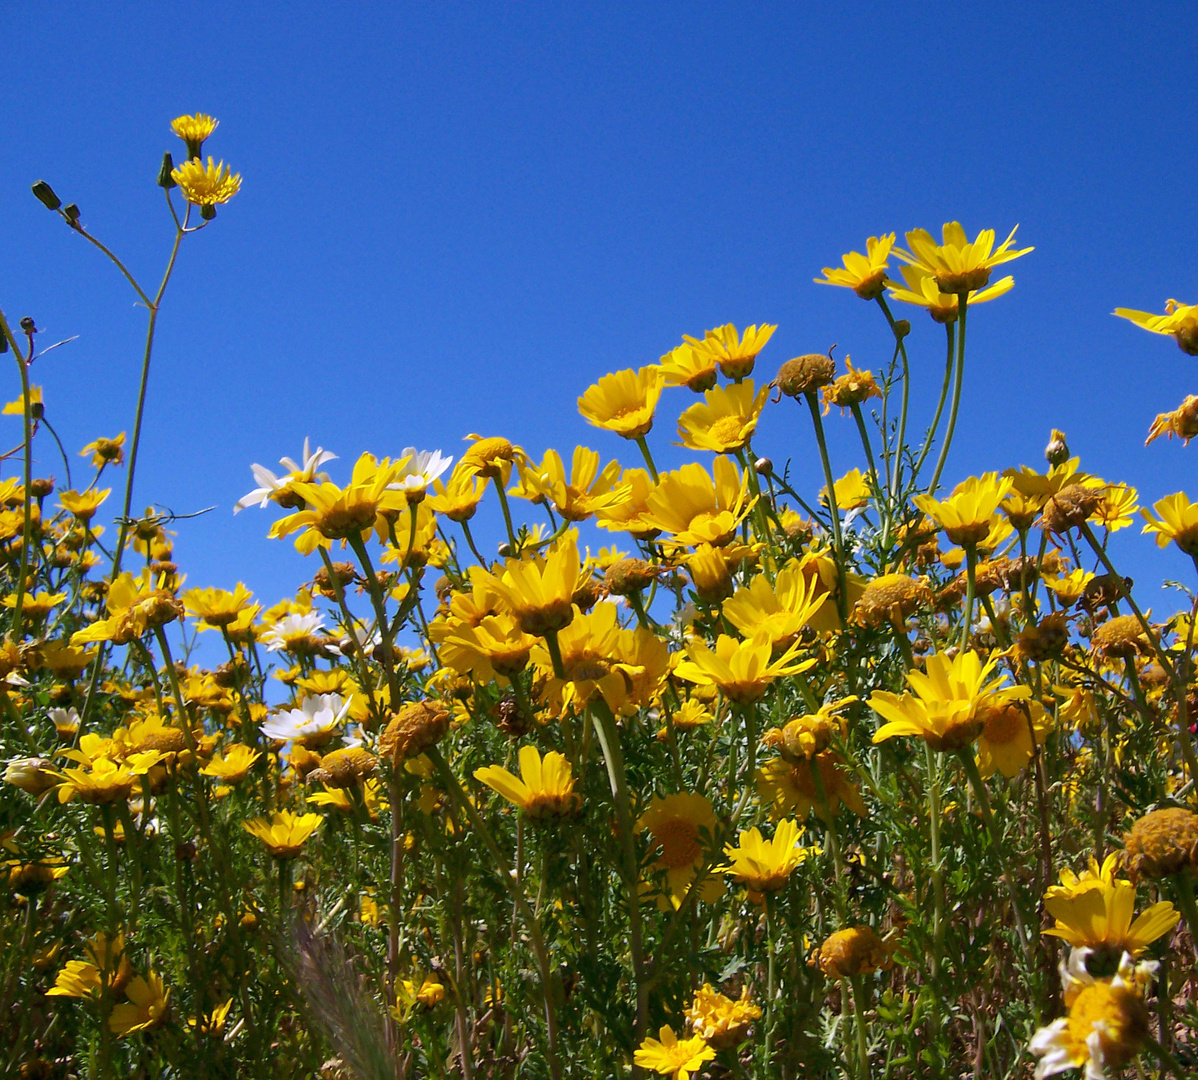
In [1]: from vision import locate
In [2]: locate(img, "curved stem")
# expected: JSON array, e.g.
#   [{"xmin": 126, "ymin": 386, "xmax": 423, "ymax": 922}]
[
  {"xmin": 0, "ymin": 313, "xmax": 34, "ymax": 639},
  {"xmin": 877, "ymin": 295, "xmax": 911, "ymax": 494},
  {"xmin": 927, "ymin": 297, "xmax": 967, "ymax": 495},
  {"xmin": 590, "ymin": 701, "xmax": 649, "ymax": 1059},
  {"xmin": 805, "ymin": 391, "xmax": 847, "ymax": 621}
]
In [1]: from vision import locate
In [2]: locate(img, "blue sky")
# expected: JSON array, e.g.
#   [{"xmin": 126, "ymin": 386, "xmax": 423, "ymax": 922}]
[{"xmin": 2, "ymin": 2, "xmax": 1195, "ymax": 624}]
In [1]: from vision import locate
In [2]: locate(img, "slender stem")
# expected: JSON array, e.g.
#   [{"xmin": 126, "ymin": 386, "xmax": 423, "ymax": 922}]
[
  {"xmin": 927, "ymin": 297, "xmax": 968, "ymax": 496},
  {"xmin": 924, "ymin": 743, "xmax": 945, "ymax": 983},
  {"xmin": 634, "ymin": 435, "xmax": 659, "ymax": 483},
  {"xmin": 425, "ymin": 748, "xmax": 562, "ymax": 1080},
  {"xmin": 849, "ymin": 403, "xmax": 881, "ymax": 508},
  {"xmin": 590, "ymin": 701, "xmax": 649, "ymax": 1058},
  {"xmin": 961, "ymin": 543, "xmax": 978, "ymax": 651},
  {"xmin": 876, "ymin": 295, "xmax": 910, "ymax": 494},
  {"xmin": 0, "ymin": 313, "xmax": 34, "ymax": 639},
  {"xmin": 493, "ymin": 481, "xmax": 519, "ymax": 551},
  {"xmin": 1079, "ymin": 519, "xmax": 1198, "ymax": 785},
  {"xmin": 957, "ymin": 751, "xmax": 1034, "ymax": 966},
  {"xmin": 848, "ymin": 975, "xmax": 871, "ymax": 1080},
  {"xmin": 805, "ymin": 391, "xmax": 847, "ymax": 621},
  {"xmin": 913, "ymin": 322, "xmax": 955, "ymax": 481}
]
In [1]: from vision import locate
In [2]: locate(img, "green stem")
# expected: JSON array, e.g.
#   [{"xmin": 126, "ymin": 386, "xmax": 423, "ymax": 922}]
[
  {"xmin": 0, "ymin": 313, "xmax": 34, "ymax": 640},
  {"xmin": 924, "ymin": 743, "xmax": 945, "ymax": 983},
  {"xmin": 927, "ymin": 297, "xmax": 968, "ymax": 495},
  {"xmin": 848, "ymin": 975, "xmax": 871, "ymax": 1080},
  {"xmin": 1078, "ymin": 519, "xmax": 1198, "ymax": 786},
  {"xmin": 590, "ymin": 701, "xmax": 649, "ymax": 1056},
  {"xmin": 961, "ymin": 543, "xmax": 978, "ymax": 651},
  {"xmin": 634, "ymin": 435, "xmax": 659, "ymax": 483},
  {"xmin": 876, "ymin": 295, "xmax": 911, "ymax": 495},
  {"xmin": 912, "ymin": 321, "xmax": 955, "ymax": 482},
  {"xmin": 958, "ymin": 751, "xmax": 1033, "ymax": 964},
  {"xmin": 805, "ymin": 391, "xmax": 847, "ymax": 622},
  {"xmin": 425, "ymin": 747, "xmax": 562, "ymax": 1080}
]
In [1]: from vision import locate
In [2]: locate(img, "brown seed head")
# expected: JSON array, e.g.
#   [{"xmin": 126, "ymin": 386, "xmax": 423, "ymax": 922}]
[
  {"xmin": 1090, "ymin": 614, "xmax": 1149, "ymax": 659},
  {"xmin": 815, "ymin": 926, "xmax": 890, "ymax": 978},
  {"xmin": 604, "ymin": 558, "xmax": 661, "ymax": 597},
  {"xmin": 379, "ymin": 700, "xmax": 451, "ymax": 764},
  {"xmin": 852, "ymin": 574, "xmax": 931, "ymax": 628},
  {"xmin": 307, "ymin": 747, "xmax": 378, "ymax": 788},
  {"xmin": 1039, "ymin": 483, "xmax": 1104, "ymax": 535},
  {"xmin": 1123, "ymin": 807, "xmax": 1198, "ymax": 881},
  {"xmin": 773, "ymin": 353, "xmax": 835, "ymax": 398}
]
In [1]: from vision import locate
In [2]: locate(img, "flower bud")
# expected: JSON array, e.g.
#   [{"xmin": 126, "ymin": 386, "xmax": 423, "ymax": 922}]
[
  {"xmin": 755, "ymin": 457, "xmax": 773, "ymax": 476},
  {"xmin": 157, "ymin": 152, "xmax": 177, "ymax": 190},
  {"xmin": 893, "ymin": 318, "xmax": 911, "ymax": 339},
  {"xmin": 31, "ymin": 181, "xmax": 61, "ymax": 211},
  {"xmin": 1044, "ymin": 428, "xmax": 1070, "ymax": 466},
  {"xmin": 63, "ymin": 204, "xmax": 81, "ymax": 228}
]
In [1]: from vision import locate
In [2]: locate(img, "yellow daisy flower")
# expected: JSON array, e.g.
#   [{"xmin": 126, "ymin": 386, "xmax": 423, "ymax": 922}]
[
  {"xmin": 635, "ymin": 793, "xmax": 724, "ymax": 909},
  {"xmin": 577, "ymin": 366, "xmax": 665, "ymax": 438},
  {"xmin": 242, "ymin": 810, "xmax": 322, "ymax": 858},
  {"xmin": 80, "ymin": 432, "xmax": 125, "ymax": 468},
  {"xmin": 109, "ymin": 972, "xmax": 169, "ymax": 1036},
  {"xmin": 886, "ymin": 264, "xmax": 1014, "ymax": 323},
  {"xmin": 633, "ymin": 1025, "xmax": 715, "ymax": 1080},
  {"xmin": 685, "ymin": 984, "xmax": 761, "ymax": 1050},
  {"xmin": 170, "ymin": 156, "xmax": 241, "ymax": 207},
  {"xmin": 473, "ymin": 745, "xmax": 581, "ymax": 820},
  {"xmin": 869, "ymin": 650, "xmax": 1024, "ymax": 751},
  {"xmin": 639, "ymin": 457, "xmax": 755, "ymax": 547},
  {"xmin": 676, "ymin": 379, "xmax": 769, "ymax": 453},
  {"xmin": 913, "ymin": 473, "xmax": 1014, "ymax": 546},
  {"xmin": 720, "ymin": 818, "xmax": 816, "ymax": 893},
  {"xmin": 814, "ymin": 234, "xmax": 895, "ymax": 300},
  {"xmin": 1140, "ymin": 492, "xmax": 1198, "ymax": 557},
  {"xmin": 721, "ymin": 559, "xmax": 829, "ymax": 653},
  {"xmin": 684, "ymin": 323, "xmax": 777, "ymax": 380},
  {"xmin": 674, "ymin": 631, "xmax": 815, "ymax": 705},
  {"xmin": 1145, "ymin": 394, "xmax": 1198, "ymax": 446},
  {"xmin": 1043, "ymin": 856, "xmax": 1178, "ymax": 958},
  {"xmin": 509, "ymin": 446, "xmax": 628, "ymax": 522},
  {"xmin": 1114, "ymin": 298, "xmax": 1198, "ymax": 355},
  {"xmin": 893, "ymin": 222, "xmax": 1032, "ymax": 294},
  {"xmin": 659, "ymin": 343, "xmax": 719, "ymax": 393}
]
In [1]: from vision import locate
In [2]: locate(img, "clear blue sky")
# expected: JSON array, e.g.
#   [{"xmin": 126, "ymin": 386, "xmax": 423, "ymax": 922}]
[{"xmin": 2, "ymin": 2, "xmax": 1195, "ymax": 619}]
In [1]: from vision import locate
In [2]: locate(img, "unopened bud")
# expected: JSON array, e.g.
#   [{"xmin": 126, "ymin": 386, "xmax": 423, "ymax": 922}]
[
  {"xmin": 19, "ymin": 317, "xmax": 36, "ymax": 334},
  {"xmin": 497, "ymin": 542, "xmax": 512, "ymax": 558},
  {"xmin": 893, "ymin": 319, "xmax": 911, "ymax": 339},
  {"xmin": 1044, "ymin": 428, "xmax": 1070, "ymax": 466},
  {"xmin": 755, "ymin": 457, "xmax": 773, "ymax": 477},
  {"xmin": 29, "ymin": 478, "xmax": 54, "ymax": 498},
  {"xmin": 31, "ymin": 181, "xmax": 61, "ymax": 211},
  {"xmin": 63, "ymin": 204, "xmax": 81, "ymax": 228},
  {"xmin": 200, "ymin": 204, "xmax": 217, "ymax": 221},
  {"xmin": 157, "ymin": 152, "xmax": 176, "ymax": 190}
]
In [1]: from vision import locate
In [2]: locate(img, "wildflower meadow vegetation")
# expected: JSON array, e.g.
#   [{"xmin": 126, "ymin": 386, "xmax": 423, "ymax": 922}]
[{"xmin": 5, "ymin": 114, "xmax": 1198, "ymax": 1080}]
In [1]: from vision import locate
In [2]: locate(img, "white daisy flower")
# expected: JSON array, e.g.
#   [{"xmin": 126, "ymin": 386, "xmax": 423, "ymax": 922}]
[
  {"xmin": 260, "ymin": 694, "xmax": 353, "ymax": 747},
  {"xmin": 234, "ymin": 437, "xmax": 337, "ymax": 512}
]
